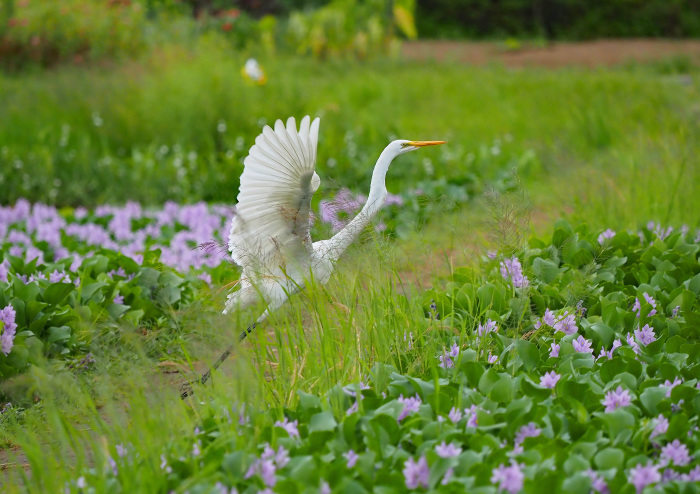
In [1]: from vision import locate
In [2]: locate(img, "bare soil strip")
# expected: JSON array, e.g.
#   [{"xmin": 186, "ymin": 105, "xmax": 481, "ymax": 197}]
[{"xmin": 401, "ymin": 39, "xmax": 700, "ymax": 68}]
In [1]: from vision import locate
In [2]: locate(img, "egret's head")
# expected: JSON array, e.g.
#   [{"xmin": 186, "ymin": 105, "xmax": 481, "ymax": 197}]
[{"xmin": 395, "ymin": 139, "xmax": 446, "ymax": 155}]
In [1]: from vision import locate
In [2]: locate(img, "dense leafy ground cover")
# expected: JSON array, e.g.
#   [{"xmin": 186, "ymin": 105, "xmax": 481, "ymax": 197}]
[
  {"xmin": 1, "ymin": 53, "xmax": 700, "ymax": 493},
  {"xmin": 5, "ymin": 221, "xmax": 700, "ymax": 493}
]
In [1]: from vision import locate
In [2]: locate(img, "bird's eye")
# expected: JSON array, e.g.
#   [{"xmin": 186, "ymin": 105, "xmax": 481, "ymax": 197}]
[{"xmin": 401, "ymin": 142, "xmax": 411, "ymax": 148}]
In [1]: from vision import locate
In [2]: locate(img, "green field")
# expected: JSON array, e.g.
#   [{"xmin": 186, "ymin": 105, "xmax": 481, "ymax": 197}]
[{"xmin": 1, "ymin": 44, "xmax": 700, "ymax": 493}]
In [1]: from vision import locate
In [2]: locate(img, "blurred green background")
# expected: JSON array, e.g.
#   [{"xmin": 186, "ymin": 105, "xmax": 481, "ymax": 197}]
[{"xmin": 1, "ymin": 0, "xmax": 699, "ymax": 224}]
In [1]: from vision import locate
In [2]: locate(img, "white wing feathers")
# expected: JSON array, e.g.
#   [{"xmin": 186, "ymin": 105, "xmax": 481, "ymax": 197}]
[{"xmin": 228, "ymin": 116, "xmax": 321, "ymax": 274}]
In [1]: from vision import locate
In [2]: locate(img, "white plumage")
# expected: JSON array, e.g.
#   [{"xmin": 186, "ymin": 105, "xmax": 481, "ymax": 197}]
[
  {"xmin": 181, "ymin": 116, "xmax": 444, "ymax": 397},
  {"xmin": 224, "ymin": 115, "xmax": 444, "ymax": 323}
]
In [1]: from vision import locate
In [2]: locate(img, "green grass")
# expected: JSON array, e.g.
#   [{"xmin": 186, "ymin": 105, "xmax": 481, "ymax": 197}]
[
  {"xmin": 1, "ymin": 42, "xmax": 699, "ymax": 212},
  {"xmin": 1, "ymin": 49, "xmax": 700, "ymax": 490}
]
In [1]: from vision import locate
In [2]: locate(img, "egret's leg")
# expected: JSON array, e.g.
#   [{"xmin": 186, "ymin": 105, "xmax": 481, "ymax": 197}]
[{"xmin": 180, "ymin": 310, "xmax": 271, "ymax": 399}]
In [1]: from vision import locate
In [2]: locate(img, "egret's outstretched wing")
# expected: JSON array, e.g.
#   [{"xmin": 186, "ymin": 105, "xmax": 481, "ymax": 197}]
[{"xmin": 228, "ymin": 116, "xmax": 321, "ymax": 274}]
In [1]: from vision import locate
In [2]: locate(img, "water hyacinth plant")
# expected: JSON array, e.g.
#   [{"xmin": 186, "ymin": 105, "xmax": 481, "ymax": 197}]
[{"xmin": 5, "ymin": 221, "xmax": 694, "ymax": 492}]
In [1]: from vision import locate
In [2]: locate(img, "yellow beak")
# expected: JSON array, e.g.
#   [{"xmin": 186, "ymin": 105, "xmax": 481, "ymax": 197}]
[{"xmin": 407, "ymin": 140, "xmax": 446, "ymax": 147}]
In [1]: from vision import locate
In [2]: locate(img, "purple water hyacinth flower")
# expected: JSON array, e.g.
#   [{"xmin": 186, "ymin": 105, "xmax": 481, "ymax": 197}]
[
  {"xmin": 651, "ymin": 414, "xmax": 669, "ymax": 439},
  {"xmin": 29, "ymin": 272, "xmax": 47, "ymax": 283},
  {"xmin": 404, "ymin": 331, "xmax": 414, "ymax": 350},
  {"xmin": 654, "ymin": 224, "xmax": 673, "ymax": 240},
  {"xmin": 343, "ymin": 381, "xmax": 369, "ymax": 399},
  {"xmin": 441, "ymin": 467, "xmax": 454, "ymax": 485},
  {"xmin": 76, "ymin": 476, "xmax": 87, "ymax": 489},
  {"xmin": 438, "ymin": 354, "xmax": 454, "ymax": 369},
  {"xmin": 385, "ymin": 193, "xmax": 404, "ymax": 206},
  {"xmin": 671, "ymin": 399, "xmax": 685, "ymax": 413},
  {"xmin": 584, "ymin": 469, "xmax": 609, "ymax": 494},
  {"xmin": 277, "ymin": 446, "xmax": 291, "ymax": 467},
  {"xmin": 245, "ymin": 458, "xmax": 277, "ymax": 487},
  {"xmin": 0, "ymin": 305, "xmax": 18, "ymax": 356},
  {"xmin": 540, "ymin": 371, "xmax": 561, "ymax": 389},
  {"xmin": 629, "ymin": 464, "xmax": 660, "ymax": 493},
  {"xmin": 626, "ymin": 333, "xmax": 641, "ymax": 354},
  {"xmin": 192, "ymin": 440, "xmax": 201, "ymax": 457},
  {"xmin": 274, "ymin": 417, "xmax": 299, "ymax": 438},
  {"xmin": 261, "ymin": 444, "xmax": 275, "ymax": 461},
  {"xmin": 439, "ymin": 343, "xmax": 459, "ymax": 367},
  {"xmin": 536, "ymin": 309, "xmax": 575, "ymax": 333},
  {"xmin": 554, "ymin": 312, "xmax": 577, "ymax": 335},
  {"xmin": 632, "ymin": 293, "xmax": 657, "ymax": 317},
  {"xmin": 260, "ymin": 459, "xmax": 276, "ymax": 486},
  {"xmin": 160, "ymin": 454, "xmax": 172, "ymax": 473},
  {"xmin": 0, "ymin": 261, "xmax": 8, "ymax": 283},
  {"xmin": 662, "ymin": 468, "xmax": 683, "ymax": 483},
  {"xmin": 611, "ymin": 339, "xmax": 622, "ymax": 353},
  {"xmin": 488, "ymin": 353, "xmax": 499, "ymax": 364},
  {"xmin": 599, "ymin": 339, "xmax": 622, "ymax": 360},
  {"xmin": 197, "ymin": 272, "xmax": 212, "ymax": 285},
  {"xmin": 478, "ymin": 319, "xmax": 499, "ymax": 337},
  {"xmin": 662, "ymin": 377, "xmax": 682, "ymax": 398},
  {"xmin": 107, "ymin": 455, "xmax": 118, "ymax": 476},
  {"xmin": 318, "ymin": 188, "xmax": 369, "ymax": 232},
  {"xmin": 660, "ymin": 440, "xmax": 691, "ymax": 466},
  {"xmin": 403, "ymin": 455, "xmax": 430, "ymax": 489},
  {"xmin": 397, "ymin": 395, "xmax": 422, "ymax": 421},
  {"xmin": 549, "ymin": 343, "xmax": 560, "ymax": 358},
  {"xmin": 671, "ymin": 306, "xmax": 680, "ymax": 318},
  {"xmin": 465, "ymin": 405, "xmax": 478, "ymax": 428},
  {"xmin": 487, "ymin": 250, "xmax": 498, "ymax": 260},
  {"xmin": 435, "ymin": 441, "xmax": 462, "ymax": 458},
  {"xmin": 49, "ymin": 269, "xmax": 71, "ymax": 283},
  {"xmin": 500, "ymin": 257, "xmax": 529, "ymax": 288},
  {"xmin": 319, "ymin": 480, "xmax": 331, "ymax": 494},
  {"xmin": 602, "ymin": 386, "xmax": 632, "ymax": 412},
  {"xmin": 215, "ymin": 482, "xmax": 238, "ymax": 494},
  {"xmin": 344, "ymin": 449, "xmax": 359, "ymax": 468},
  {"xmin": 107, "ymin": 267, "xmax": 127, "ymax": 279},
  {"xmin": 634, "ymin": 324, "xmax": 655, "ymax": 345},
  {"xmin": 491, "ymin": 461, "xmax": 525, "ymax": 494},
  {"xmin": 244, "ymin": 460, "xmax": 257, "ymax": 479},
  {"xmin": 572, "ymin": 335, "xmax": 593, "ymax": 354},
  {"xmin": 115, "ymin": 444, "xmax": 127, "ymax": 458},
  {"xmin": 113, "ymin": 295, "xmax": 125, "ymax": 305},
  {"xmin": 448, "ymin": 406, "xmax": 462, "ymax": 423},
  {"xmin": 684, "ymin": 466, "xmax": 700, "ymax": 482},
  {"xmin": 643, "ymin": 293, "xmax": 657, "ymax": 314},
  {"xmin": 514, "ymin": 423, "xmax": 541, "ymax": 449},
  {"xmin": 597, "ymin": 229, "xmax": 615, "ymax": 245},
  {"xmin": 347, "ymin": 401, "xmax": 359, "ymax": 416}
]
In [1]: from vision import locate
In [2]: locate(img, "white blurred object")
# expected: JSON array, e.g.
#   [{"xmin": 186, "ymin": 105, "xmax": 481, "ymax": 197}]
[{"xmin": 242, "ymin": 58, "xmax": 266, "ymax": 84}]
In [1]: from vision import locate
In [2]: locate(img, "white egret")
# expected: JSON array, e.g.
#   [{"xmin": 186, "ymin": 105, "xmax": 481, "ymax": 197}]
[{"xmin": 181, "ymin": 116, "xmax": 444, "ymax": 398}]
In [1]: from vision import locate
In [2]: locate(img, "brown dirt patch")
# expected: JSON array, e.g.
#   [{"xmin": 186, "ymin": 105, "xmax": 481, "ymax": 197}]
[{"xmin": 401, "ymin": 39, "xmax": 700, "ymax": 68}]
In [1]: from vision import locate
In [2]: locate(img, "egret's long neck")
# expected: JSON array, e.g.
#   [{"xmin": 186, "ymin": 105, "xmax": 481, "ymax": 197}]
[{"xmin": 326, "ymin": 145, "xmax": 398, "ymax": 260}]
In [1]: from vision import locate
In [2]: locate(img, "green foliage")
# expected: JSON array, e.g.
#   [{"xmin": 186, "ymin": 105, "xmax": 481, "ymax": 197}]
[
  {"xmin": 415, "ymin": 0, "xmax": 700, "ymax": 40},
  {"xmin": 2, "ymin": 51, "xmax": 699, "ymax": 215},
  {"xmin": 0, "ymin": 0, "xmax": 153, "ymax": 69},
  {"xmin": 0, "ymin": 0, "xmax": 415, "ymax": 68},
  {"xmin": 0, "ymin": 248, "xmax": 197, "ymax": 380},
  {"xmin": 9, "ymin": 224, "xmax": 697, "ymax": 492}
]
